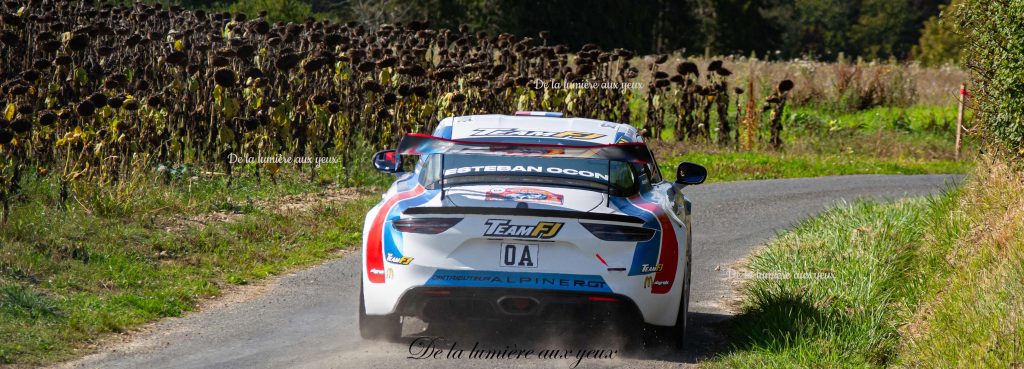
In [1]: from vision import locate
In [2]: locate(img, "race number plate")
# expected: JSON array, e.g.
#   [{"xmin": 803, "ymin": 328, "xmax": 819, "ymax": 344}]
[{"xmin": 499, "ymin": 243, "xmax": 539, "ymax": 268}]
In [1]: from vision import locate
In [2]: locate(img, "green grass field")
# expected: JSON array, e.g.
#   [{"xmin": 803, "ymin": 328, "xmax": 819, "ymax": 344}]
[
  {"xmin": 0, "ymin": 174, "xmax": 378, "ymax": 365},
  {"xmin": 705, "ymin": 160, "xmax": 1023, "ymax": 368},
  {"xmin": 654, "ymin": 104, "xmax": 972, "ymax": 182},
  {"xmin": 660, "ymin": 151, "xmax": 967, "ymax": 183}
]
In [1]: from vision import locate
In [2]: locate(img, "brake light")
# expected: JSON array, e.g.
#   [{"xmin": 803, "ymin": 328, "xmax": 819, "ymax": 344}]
[
  {"xmin": 514, "ymin": 111, "xmax": 563, "ymax": 117},
  {"xmin": 392, "ymin": 218, "xmax": 462, "ymax": 234},
  {"xmin": 588, "ymin": 296, "xmax": 620, "ymax": 302},
  {"xmin": 581, "ymin": 223, "xmax": 656, "ymax": 242}
]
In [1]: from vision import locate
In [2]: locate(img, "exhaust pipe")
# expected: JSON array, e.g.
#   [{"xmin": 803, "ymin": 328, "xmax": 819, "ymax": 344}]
[{"xmin": 497, "ymin": 296, "xmax": 540, "ymax": 315}]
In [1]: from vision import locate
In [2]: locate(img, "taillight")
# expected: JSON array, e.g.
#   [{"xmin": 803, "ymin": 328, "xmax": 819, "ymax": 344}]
[
  {"xmin": 581, "ymin": 223, "xmax": 656, "ymax": 241},
  {"xmin": 392, "ymin": 218, "xmax": 462, "ymax": 234}
]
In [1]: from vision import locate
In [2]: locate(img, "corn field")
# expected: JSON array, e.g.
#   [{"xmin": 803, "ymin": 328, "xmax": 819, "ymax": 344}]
[{"xmin": 0, "ymin": 0, "xmax": 797, "ymax": 222}]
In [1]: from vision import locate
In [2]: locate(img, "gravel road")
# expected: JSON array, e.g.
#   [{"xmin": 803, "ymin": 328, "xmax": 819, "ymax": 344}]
[{"xmin": 60, "ymin": 174, "xmax": 960, "ymax": 369}]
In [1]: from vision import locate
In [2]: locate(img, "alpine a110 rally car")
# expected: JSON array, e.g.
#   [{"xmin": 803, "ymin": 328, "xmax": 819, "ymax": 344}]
[{"xmin": 359, "ymin": 112, "xmax": 707, "ymax": 347}]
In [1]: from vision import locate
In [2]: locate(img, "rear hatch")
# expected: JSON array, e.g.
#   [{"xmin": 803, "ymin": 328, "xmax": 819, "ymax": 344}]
[
  {"xmin": 396, "ymin": 185, "xmax": 654, "ymax": 291},
  {"xmin": 444, "ymin": 185, "xmax": 606, "ymax": 212}
]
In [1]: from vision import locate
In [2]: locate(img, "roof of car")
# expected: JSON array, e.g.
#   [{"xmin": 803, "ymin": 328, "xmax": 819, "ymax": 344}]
[{"xmin": 432, "ymin": 114, "xmax": 640, "ymax": 145}]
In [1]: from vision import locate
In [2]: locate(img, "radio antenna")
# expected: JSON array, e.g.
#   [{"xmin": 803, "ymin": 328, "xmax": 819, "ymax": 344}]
[
  {"xmin": 606, "ymin": 160, "xmax": 612, "ymax": 207},
  {"xmin": 439, "ymin": 154, "xmax": 446, "ymax": 202}
]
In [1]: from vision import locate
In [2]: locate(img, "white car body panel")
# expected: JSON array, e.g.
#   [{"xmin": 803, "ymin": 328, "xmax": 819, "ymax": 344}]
[{"xmin": 361, "ymin": 114, "xmax": 691, "ymax": 327}]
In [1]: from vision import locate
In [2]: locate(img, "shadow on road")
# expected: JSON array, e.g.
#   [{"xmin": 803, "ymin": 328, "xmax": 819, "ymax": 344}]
[{"xmin": 392, "ymin": 310, "xmax": 735, "ymax": 365}]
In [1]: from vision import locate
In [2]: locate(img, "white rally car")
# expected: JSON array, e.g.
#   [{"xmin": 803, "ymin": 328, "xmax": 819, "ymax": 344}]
[{"xmin": 360, "ymin": 112, "xmax": 707, "ymax": 347}]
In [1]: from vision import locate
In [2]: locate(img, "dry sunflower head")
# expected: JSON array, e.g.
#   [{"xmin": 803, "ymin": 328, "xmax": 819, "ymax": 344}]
[
  {"xmin": 37, "ymin": 111, "xmax": 57, "ymax": 126},
  {"xmin": 275, "ymin": 53, "xmax": 300, "ymax": 71},
  {"xmin": 707, "ymin": 60, "xmax": 723, "ymax": 72},
  {"xmin": 676, "ymin": 61, "xmax": 699, "ymax": 77},
  {"xmin": 10, "ymin": 118, "xmax": 31, "ymax": 133},
  {"xmin": 76, "ymin": 100, "xmax": 96, "ymax": 117},
  {"xmin": 779, "ymin": 80, "xmax": 794, "ymax": 92}
]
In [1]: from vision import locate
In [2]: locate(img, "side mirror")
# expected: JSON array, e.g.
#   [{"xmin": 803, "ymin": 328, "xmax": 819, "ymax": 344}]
[
  {"xmin": 675, "ymin": 162, "xmax": 707, "ymax": 186},
  {"xmin": 372, "ymin": 150, "xmax": 402, "ymax": 173}
]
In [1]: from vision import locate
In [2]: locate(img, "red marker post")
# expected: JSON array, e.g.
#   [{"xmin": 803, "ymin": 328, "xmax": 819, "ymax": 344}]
[{"xmin": 956, "ymin": 83, "xmax": 967, "ymax": 160}]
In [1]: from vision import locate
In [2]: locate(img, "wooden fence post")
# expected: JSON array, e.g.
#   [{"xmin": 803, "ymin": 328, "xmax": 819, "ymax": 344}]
[{"xmin": 955, "ymin": 83, "xmax": 965, "ymax": 160}]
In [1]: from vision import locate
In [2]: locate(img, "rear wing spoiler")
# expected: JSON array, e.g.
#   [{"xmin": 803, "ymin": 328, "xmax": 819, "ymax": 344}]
[
  {"xmin": 396, "ymin": 133, "xmax": 654, "ymax": 164},
  {"xmin": 404, "ymin": 206, "xmax": 645, "ymax": 224}
]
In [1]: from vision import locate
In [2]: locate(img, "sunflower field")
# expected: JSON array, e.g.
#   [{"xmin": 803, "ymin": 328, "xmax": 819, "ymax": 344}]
[{"xmin": 0, "ymin": 0, "xmax": 796, "ymax": 223}]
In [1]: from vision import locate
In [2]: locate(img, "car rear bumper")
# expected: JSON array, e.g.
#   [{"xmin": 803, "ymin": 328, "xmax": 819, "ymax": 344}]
[{"xmin": 394, "ymin": 287, "xmax": 644, "ymax": 324}]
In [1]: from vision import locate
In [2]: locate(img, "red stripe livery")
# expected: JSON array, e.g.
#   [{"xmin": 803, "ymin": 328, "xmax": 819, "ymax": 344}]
[
  {"xmin": 366, "ymin": 185, "xmax": 425, "ymax": 283},
  {"xmin": 628, "ymin": 194, "xmax": 678, "ymax": 294}
]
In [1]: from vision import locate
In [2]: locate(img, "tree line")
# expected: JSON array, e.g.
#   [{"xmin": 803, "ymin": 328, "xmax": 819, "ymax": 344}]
[{"xmin": 170, "ymin": 0, "xmax": 961, "ymax": 64}]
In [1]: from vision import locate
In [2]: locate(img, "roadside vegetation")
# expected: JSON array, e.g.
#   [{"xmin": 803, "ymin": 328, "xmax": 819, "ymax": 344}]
[
  {"xmin": 0, "ymin": 167, "xmax": 380, "ymax": 365},
  {"xmin": 0, "ymin": 109, "xmax": 967, "ymax": 365},
  {"xmin": 709, "ymin": 0, "xmax": 1024, "ymax": 365},
  {"xmin": 706, "ymin": 158, "xmax": 1022, "ymax": 368},
  {"xmin": 0, "ymin": 96, "xmax": 968, "ymax": 365},
  {"xmin": 658, "ymin": 105, "xmax": 972, "ymax": 182},
  {"xmin": 0, "ymin": 0, "xmax": 978, "ymax": 366}
]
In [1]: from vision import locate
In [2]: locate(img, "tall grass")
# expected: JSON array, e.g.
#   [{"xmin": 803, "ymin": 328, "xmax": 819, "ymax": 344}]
[
  {"xmin": 896, "ymin": 158, "xmax": 1024, "ymax": 367},
  {"xmin": 708, "ymin": 198, "xmax": 950, "ymax": 367},
  {"xmin": 706, "ymin": 157, "xmax": 1023, "ymax": 368}
]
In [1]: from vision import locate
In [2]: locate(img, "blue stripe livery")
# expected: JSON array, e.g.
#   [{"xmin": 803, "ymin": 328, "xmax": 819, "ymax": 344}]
[
  {"xmin": 609, "ymin": 196, "xmax": 662, "ymax": 276},
  {"xmin": 426, "ymin": 269, "xmax": 611, "ymax": 293},
  {"xmin": 382, "ymin": 190, "xmax": 437, "ymax": 261}
]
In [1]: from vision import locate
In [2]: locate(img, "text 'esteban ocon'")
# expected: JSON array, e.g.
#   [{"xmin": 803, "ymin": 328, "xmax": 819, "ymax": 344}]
[{"xmin": 444, "ymin": 166, "xmax": 609, "ymax": 181}]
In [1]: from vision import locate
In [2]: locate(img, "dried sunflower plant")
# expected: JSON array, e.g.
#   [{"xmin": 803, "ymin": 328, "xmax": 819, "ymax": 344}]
[{"xmin": 0, "ymin": 0, "xmax": 791, "ymax": 222}]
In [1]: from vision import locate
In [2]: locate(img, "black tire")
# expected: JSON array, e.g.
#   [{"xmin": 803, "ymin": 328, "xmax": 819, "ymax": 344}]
[
  {"xmin": 673, "ymin": 262, "xmax": 691, "ymax": 349},
  {"xmin": 358, "ymin": 279, "xmax": 402, "ymax": 341},
  {"xmin": 635, "ymin": 265, "xmax": 690, "ymax": 350}
]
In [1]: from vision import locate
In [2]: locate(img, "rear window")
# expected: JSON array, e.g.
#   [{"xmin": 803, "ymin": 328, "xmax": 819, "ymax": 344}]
[{"xmin": 418, "ymin": 154, "xmax": 644, "ymax": 196}]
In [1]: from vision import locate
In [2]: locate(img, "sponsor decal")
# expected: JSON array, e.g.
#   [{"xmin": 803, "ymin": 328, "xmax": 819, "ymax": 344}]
[
  {"xmin": 484, "ymin": 219, "xmax": 563, "ymax": 239},
  {"xmin": 426, "ymin": 269, "xmax": 611, "ymax": 293},
  {"xmin": 386, "ymin": 253, "xmax": 413, "ymax": 265},
  {"xmin": 386, "ymin": 268, "xmax": 394, "ymax": 280},
  {"xmin": 486, "ymin": 187, "xmax": 565, "ymax": 205},
  {"xmin": 612, "ymin": 194, "xmax": 678, "ymax": 295},
  {"xmin": 366, "ymin": 185, "xmax": 426, "ymax": 284},
  {"xmin": 469, "ymin": 128, "xmax": 606, "ymax": 140},
  {"xmin": 438, "ymin": 147, "xmax": 568, "ymax": 157},
  {"xmin": 641, "ymin": 263, "xmax": 664, "ymax": 273},
  {"xmin": 644, "ymin": 276, "xmax": 653, "ymax": 289},
  {"xmin": 443, "ymin": 166, "xmax": 608, "ymax": 181}
]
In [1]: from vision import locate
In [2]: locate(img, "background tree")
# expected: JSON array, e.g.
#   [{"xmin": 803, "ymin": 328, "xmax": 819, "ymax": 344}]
[
  {"xmin": 912, "ymin": 0, "xmax": 963, "ymax": 66},
  {"xmin": 712, "ymin": 0, "xmax": 784, "ymax": 57},
  {"xmin": 185, "ymin": 0, "xmax": 950, "ymax": 60},
  {"xmin": 760, "ymin": 0, "xmax": 860, "ymax": 59},
  {"xmin": 229, "ymin": 0, "xmax": 313, "ymax": 22},
  {"xmin": 849, "ymin": 0, "xmax": 917, "ymax": 59},
  {"xmin": 949, "ymin": 0, "xmax": 1024, "ymax": 155}
]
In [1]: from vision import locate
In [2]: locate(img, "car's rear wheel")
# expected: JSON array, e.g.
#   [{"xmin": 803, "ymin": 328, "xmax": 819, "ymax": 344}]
[
  {"xmin": 635, "ymin": 261, "xmax": 690, "ymax": 350},
  {"xmin": 358, "ymin": 279, "xmax": 402, "ymax": 341}
]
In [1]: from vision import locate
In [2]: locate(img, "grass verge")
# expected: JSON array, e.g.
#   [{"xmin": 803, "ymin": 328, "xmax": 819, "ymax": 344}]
[
  {"xmin": 705, "ymin": 157, "xmax": 1023, "ymax": 368},
  {"xmin": 0, "ymin": 172, "xmax": 381, "ymax": 366}
]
